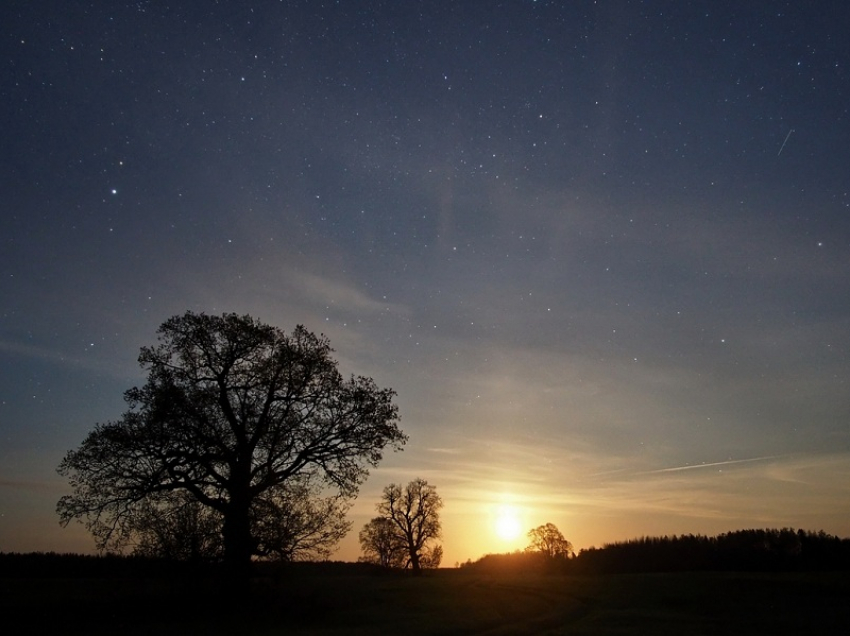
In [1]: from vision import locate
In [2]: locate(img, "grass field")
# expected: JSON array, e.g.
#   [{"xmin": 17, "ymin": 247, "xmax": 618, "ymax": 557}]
[{"xmin": 4, "ymin": 568, "xmax": 850, "ymax": 635}]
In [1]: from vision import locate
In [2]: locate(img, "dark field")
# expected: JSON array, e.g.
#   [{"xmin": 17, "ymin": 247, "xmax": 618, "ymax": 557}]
[{"xmin": 4, "ymin": 568, "xmax": 850, "ymax": 635}]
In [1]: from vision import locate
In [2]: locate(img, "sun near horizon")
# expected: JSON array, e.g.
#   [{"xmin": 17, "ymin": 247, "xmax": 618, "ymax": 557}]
[{"xmin": 493, "ymin": 504, "xmax": 523, "ymax": 542}]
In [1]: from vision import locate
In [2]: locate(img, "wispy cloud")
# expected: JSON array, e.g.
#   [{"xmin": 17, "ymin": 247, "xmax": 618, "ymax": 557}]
[
  {"xmin": 285, "ymin": 270, "xmax": 410, "ymax": 318},
  {"xmin": 0, "ymin": 478, "xmax": 62, "ymax": 493},
  {"xmin": 0, "ymin": 339, "xmax": 135, "ymax": 378}
]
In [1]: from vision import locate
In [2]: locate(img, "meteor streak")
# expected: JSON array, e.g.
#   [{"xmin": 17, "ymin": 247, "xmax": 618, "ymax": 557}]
[{"xmin": 777, "ymin": 129, "xmax": 794, "ymax": 156}]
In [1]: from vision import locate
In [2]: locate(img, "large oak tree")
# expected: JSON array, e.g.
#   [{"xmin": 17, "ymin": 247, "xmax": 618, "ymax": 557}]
[{"xmin": 57, "ymin": 312, "xmax": 406, "ymax": 574}]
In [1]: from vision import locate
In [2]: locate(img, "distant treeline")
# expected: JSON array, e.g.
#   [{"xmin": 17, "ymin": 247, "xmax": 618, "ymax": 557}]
[
  {"xmin": 465, "ymin": 529, "xmax": 850, "ymax": 574},
  {"xmin": 0, "ymin": 552, "xmax": 210, "ymax": 578},
  {"xmin": 6, "ymin": 528, "xmax": 850, "ymax": 578},
  {"xmin": 0, "ymin": 551, "xmax": 384, "ymax": 579}
]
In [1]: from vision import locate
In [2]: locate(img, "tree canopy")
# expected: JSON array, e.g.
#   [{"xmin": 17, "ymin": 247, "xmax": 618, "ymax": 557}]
[
  {"xmin": 358, "ymin": 517, "xmax": 407, "ymax": 568},
  {"xmin": 57, "ymin": 311, "xmax": 406, "ymax": 573},
  {"xmin": 526, "ymin": 523, "xmax": 573, "ymax": 559},
  {"xmin": 367, "ymin": 478, "xmax": 443, "ymax": 572}
]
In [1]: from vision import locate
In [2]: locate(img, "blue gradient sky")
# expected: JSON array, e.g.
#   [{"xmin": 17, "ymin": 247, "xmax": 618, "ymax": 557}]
[{"xmin": 2, "ymin": 1, "xmax": 850, "ymax": 564}]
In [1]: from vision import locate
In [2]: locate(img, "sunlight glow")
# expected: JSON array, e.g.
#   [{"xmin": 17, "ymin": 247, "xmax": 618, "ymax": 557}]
[{"xmin": 494, "ymin": 506, "xmax": 522, "ymax": 541}]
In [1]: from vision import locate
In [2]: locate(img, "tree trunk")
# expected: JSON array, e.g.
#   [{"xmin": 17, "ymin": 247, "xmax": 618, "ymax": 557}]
[
  {"xmin": 408, "ymin": 541, "xmax": 421, "ymax": 575},
  {"xmin": 222, "ymin": 488, "xmax": 253, "ymax": 591}
]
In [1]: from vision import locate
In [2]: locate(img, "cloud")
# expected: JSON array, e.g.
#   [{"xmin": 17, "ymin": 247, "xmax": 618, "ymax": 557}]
[
  {"xmin": 0, "ymin": 478, "xmax": 58, "ymax": 493},
  {"xmin": 426, "ymin": 447, "xmax": 462, "ymax": 455},
  {"xmin": 285, "ymin": 270, "xmax": 410, "ymax": 318},
  {"xmin": 0, "ymin": 339, "xmax": 65, "ymax": 362},
  {"xmin": 0, "ymin": 339, "xmax": 136, "ymax": 378}
]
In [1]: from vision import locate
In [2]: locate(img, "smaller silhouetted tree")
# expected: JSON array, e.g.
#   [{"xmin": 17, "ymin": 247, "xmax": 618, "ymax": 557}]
[
  {"xmin": 374, "ymin": 478, "xmax": 443, "ymax": 572},
  {"xmin": 420, "ymin": 544, "xmax": 443, "ymax": 568},
  {"xmin": 526, "ymin": 523, "xmax": 573, "ymax": 559},
  {"xmin": 359, "ymin": 517, "xmax": 406, "ymax": 568}
]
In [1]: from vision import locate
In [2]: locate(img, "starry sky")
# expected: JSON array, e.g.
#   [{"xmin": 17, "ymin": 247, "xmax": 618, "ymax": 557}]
[{"xmin": 2, "ymin": 1, "xmax": 850, "ymax": 565}]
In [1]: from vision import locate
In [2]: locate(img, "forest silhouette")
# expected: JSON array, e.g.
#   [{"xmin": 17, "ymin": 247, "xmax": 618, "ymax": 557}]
[{"xmin": 462, "ymin": 527, "xmax": 850, "ymax": 575}]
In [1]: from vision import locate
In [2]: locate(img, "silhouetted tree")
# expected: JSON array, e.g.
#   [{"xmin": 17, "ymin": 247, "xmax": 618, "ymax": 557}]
[
  {"xmin": 526, "ymin": 523, "xmax": 573, "ymax": 559},
  {"xmin": 420, "ymin": 543, "xmax": 443, "ymax": 568},
  {"xmin": 250, "ymin": 477, "xmax": 351, "ymax": 561},
  {"xmin": 132, "ymin": 491, "xmax": 223, "ymax": 562},
  {"xmin": 131, "ymin": 476, "xmax": 349, "ymax": 563},
  {"xmin": 57, "ymin": 312, "xmax": 406, "ymax": 580},
  {"xmin": 359, "ymin": 517, "xmax": 406, "ymax": 568},
  {"xmin": 376, "ymin": 478, "xmax": 443, "ymax": 572}
]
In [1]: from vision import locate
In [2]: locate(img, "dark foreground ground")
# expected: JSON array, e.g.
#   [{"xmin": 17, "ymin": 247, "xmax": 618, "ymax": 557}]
[{"xmin": 4, "ymin": 568, "xmax": 850, "ymax": 635}]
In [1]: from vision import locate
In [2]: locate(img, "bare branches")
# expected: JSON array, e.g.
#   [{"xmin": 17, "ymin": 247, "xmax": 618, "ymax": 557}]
[
  {"xmin": 526, "ymin": 523, "xmax": 574, "ymax": 559},
  {"xmin": 359, "ymin": 517, "xmax": 407, "ymax": 568},
  {"xmin": 371, "ymin": 478, "xmax": 443, "ymax": 572},
  {"xmin": 57, "ymin": 311, "xmax": 406, "ymax": 567}
]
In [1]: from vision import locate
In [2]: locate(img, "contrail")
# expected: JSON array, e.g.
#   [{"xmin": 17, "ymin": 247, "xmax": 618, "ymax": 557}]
[
  {"xmin": 777, "ymin": 129, "xmax": 794, "ymax": 156},
  {"xmin": 647, "ymin": 455, "xmax": 785, "ymax": 474}
]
